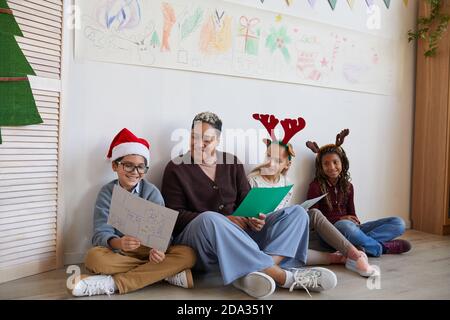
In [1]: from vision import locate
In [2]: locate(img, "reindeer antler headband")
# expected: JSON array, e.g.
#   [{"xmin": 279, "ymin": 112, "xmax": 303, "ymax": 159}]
[
  {"xmin": 306, "ymin": 129, "xmax": 350, "ymax": 155},
  {"xmin": 253, "ymin": 113, "xmax": 306, "ymax": 160}
]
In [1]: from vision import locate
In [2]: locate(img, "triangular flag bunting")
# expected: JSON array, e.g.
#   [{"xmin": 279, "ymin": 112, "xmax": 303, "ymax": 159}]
[
  {"xmin": 383, "ymin": 0, "xmax": 391, "ymax": 8},
  {"xmin": 308, "ymin": 0, "xmax": 317, "ymax": 8},
  {"xmin": 403, "ymin": 0, "xmax": 409, "ymax": 6},
  {"xmin": 285, "ymin": 0, "xmax": 293, "ymax": 6},
  {"xmin": 346, "ymin": 0, "xmax": 355, "ymax": 9},
  {"xmin": 328, "ymin": 0, "xmax": 337, "ymax": 10},
  {"xmin": 365, "ymin": 0, "xmax": 374, "ymax": 7}
]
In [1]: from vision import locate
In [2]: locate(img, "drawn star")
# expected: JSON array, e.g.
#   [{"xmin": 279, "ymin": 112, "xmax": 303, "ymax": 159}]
[{"xmin": 320, "ymin": 57, "xmax": 329, "ymax": 67}]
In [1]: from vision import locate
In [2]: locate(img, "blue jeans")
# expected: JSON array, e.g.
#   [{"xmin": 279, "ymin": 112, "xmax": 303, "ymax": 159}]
[{"xmin": 333, "ymin": 217, "xmax": 405, "ymax": 257}]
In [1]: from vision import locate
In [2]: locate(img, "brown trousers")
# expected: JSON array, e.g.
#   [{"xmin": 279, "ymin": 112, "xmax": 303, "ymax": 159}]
[{"xmin": 84, "ymin": 245, "xmax": 196, "ymax": 294}]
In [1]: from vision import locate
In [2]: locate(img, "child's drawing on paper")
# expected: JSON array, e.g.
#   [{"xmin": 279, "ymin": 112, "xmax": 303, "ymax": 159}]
[
  {"xmin": 265, "ymin": 26, "xmax": 292, "ymax": 63},
  {"xmin": 179, "ymin": 7, "xmax": 203, "ymax": 41},
  {"xmin": 83, "ymin": 21, "xmax": 156, "ymax": 64},
  {"xmin": 161, "ymin": 2, "xmax": 176, "ymax": 52},
  {"xmin": 176, "ymin": 6, "xmax": 204, "ymax": 63},
  {"xmin": 341, "ymin": 39, "xmax": 370, "ymax": 84},
  {"xmin": 81, "ymin": 0, "xmax": 156, "ymax": 63},
  {"xmin": 97, "ymin": 0, "xmax": 142, "ymax": 31},
  {"xmin": 295, "ymin": 33, "xmax": 331, "ymax": 82},
  {"xmin": 238, "ymin": 16, "xmax": 261, "ymax": 56},
  {"xmin": 199, "ymin": 11, "xmax": 233, "ymax": 55},
  {"xmin": 150, "ymin": 30, "xmax": 161, "ymax": 48},
  {"xmin": 76, "ymin": 0, "xmax": 394, "ymax": 94},
  {"xmin": 296, "ymin": 49, "xmax": 322, "ymax": 81},
  {"xmin": 329, "ymin": 32, "xmax": 346, "ymax": 72}
]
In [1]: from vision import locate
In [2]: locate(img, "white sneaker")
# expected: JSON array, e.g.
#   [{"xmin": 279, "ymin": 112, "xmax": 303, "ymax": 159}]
[
  {"xmin": 232, "ymin": 271, "xmax": 276, "ymax": 299},
  {"xmin": 287, "ymin": 267, "xmax": 337, "ymax": 296},
  {"xmin": 71, "ymin": 275, "xmax": 117, "ymax": 297},
  {"xmin": 165, "ymin": 269, "xmax": 194, "ymax": 289}
]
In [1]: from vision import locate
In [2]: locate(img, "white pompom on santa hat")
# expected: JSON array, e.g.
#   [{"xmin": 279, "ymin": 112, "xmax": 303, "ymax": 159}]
[{"xmin": 107, "ymin": 128, "xmax": 150, "ymax": 164}]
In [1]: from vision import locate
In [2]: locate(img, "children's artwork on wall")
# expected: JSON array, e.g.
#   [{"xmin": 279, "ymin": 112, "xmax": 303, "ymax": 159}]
[{"xmin": 75, "ymin": 0, "xmax": 396, "ymax": 95}]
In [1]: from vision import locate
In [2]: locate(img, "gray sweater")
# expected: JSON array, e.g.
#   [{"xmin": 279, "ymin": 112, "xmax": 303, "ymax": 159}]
[{"xmin": 92, "ymin": 179, "xmax": 165, "ymax": 248}]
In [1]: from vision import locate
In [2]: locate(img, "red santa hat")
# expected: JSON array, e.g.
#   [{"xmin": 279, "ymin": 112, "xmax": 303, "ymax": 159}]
[{"xmin": 107, "ymin": 128, "xmax": 150, "ymax": 164}]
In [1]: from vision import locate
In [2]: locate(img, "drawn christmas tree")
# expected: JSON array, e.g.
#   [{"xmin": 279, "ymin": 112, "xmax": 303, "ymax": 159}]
[
  {"xmin": 150, "ymin": 30, "xmax": 160, "ymax": 48},
  {"xmin": 0, "ymin": 0, "xmax": 42, "ymax": 144}
]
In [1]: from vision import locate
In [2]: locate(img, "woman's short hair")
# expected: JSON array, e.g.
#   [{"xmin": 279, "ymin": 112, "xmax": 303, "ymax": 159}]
[{"xmin": 191, "ymin": 111, "xmax": 222, "ymax": 132}]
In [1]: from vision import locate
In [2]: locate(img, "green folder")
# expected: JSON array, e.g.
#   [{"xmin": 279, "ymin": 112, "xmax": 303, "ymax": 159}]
[{"xmin": 233, "ymin": 185, "xmax": 293, "ymax": 218}]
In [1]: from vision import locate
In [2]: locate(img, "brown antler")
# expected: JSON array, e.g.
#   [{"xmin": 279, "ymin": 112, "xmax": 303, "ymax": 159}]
[
  {"xmin": 335, "ymin": 129, "xmax": 350, "ymax": 146},
  {"xmin": 253, "ymin": 113, "xmax": 279, "ymax": 140},
  {"xmin": 280, "ymin": 117, "xmax": 306, "ymax": 144},
  {"xmin": 306, "ymin": 141, "xmax": 320, "ymax": 154}
]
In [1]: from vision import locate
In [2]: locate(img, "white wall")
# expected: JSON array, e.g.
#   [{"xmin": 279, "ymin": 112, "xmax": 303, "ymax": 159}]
[{"xmin": 61, "ymin": 0, "xmax": 418, "ymax": 264}]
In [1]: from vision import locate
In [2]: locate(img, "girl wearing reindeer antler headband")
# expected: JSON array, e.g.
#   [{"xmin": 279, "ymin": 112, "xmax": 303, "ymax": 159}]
[
  {"xmin": 250, "ymin": 115, "xmax": 376, "ymax": 277},
  {"xmin": 306, "ymin": 129, "xmax": 412, "ymax": 258}
]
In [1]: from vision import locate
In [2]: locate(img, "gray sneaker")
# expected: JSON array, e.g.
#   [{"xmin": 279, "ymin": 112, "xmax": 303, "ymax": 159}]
[
  {"xmin": 288, "ymin": 267, "xmax": 337, "ymax": 296},
  {"xmin": 232, "ymin": 271, "xmax": 276, "ymax": 299}
]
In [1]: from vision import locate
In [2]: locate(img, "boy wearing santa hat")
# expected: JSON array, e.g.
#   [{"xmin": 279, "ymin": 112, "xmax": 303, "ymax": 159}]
[{"xmin": 71, "ymin": 128, "xmax": 196, "ymax": 297}]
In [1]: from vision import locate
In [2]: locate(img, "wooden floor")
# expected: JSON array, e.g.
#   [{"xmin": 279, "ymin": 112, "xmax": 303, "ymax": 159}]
[{"xmin": 0, "ymin": 230, "xmax": 449, "ymax": 300}]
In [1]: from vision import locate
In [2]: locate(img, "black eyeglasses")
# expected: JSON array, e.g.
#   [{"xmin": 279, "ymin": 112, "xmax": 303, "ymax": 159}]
[{"xmin": 116, "ymin": 161, "xmax": 149, "ymax": 174}]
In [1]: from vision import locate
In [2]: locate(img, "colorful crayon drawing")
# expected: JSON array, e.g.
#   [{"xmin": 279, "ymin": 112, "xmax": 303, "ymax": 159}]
[
  {"xmin": 76, "ymin": 0, "xmax": 394, "ymax": 95},
  {"xmin": 327, "ymin": 33, "xmax": 347, "ymax": 73},
  {"xmin": 176, "ymin": 7, "xmax": 204, "ymax": 63},
  {"xmin": 97, "ymin": 0, "xmax": 142, "ymax": 31},
  {"xmin": 296, "ymin": 50, "xmax": 322, "ymax": 81},
  {"xmin": 161, "ymin": 2, "xmax": 176, "ymax": 52},
  {"xmin": 180, "ymin": 7, "xmax": 204, "ymax": 41},
  {"xmin": 294, "ymin": 31, "xmax": 331, "ymax": 82},
  {"xmin": 266, "ymin": 26, "xmax": 292, "ymax": 63},
  {"xmin": 199, "ymin": 13, "xmax": 233, "ymax": 55},
  {"xmin": 239, "ymin": 16, "xmax": 261, "ymax": 56},
  {"xmin": 150, "ymin": 30, "xmax": 161, "ymax": 48}
]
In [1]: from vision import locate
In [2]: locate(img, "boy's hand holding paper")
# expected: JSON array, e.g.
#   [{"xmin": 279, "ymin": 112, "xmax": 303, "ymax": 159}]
[{"xmin": 108, "ymin": 185, "xmax": 178, "ymax": 252}]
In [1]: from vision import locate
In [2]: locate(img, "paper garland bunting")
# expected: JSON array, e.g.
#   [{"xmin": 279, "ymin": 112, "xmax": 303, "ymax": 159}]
[
  {"xmin": 274, "ymin": 0, "xmax": 408, "ymax": 10},
  {"xmin": 328, "ymin": 0, "xmax": 337, "ymax": 10}
]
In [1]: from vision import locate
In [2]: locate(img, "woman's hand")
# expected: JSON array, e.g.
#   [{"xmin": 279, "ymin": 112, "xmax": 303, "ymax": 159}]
[
  {"xmin": 118, "ymin": 236, "xmax": 141, "ymax": 251},
  {"xmin": 149, "ymin": 248, "xmax": 165, "ymax": 263},
  {"xmin": 248, "ymin": 214, "xmax": 266, "ymax": 232},
  {"xmin": 339, "ymin": 215, "xmax": 360, "ymax": 225},
  {"xmin": 227, "ymin": 216, "xmax": 249, "ymax": 230}
]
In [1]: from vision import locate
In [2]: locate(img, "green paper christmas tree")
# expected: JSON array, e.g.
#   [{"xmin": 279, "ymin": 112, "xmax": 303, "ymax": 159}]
[{"xmin": 0, "ymin": 0, "xmax": 42, "ymax": 144}]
